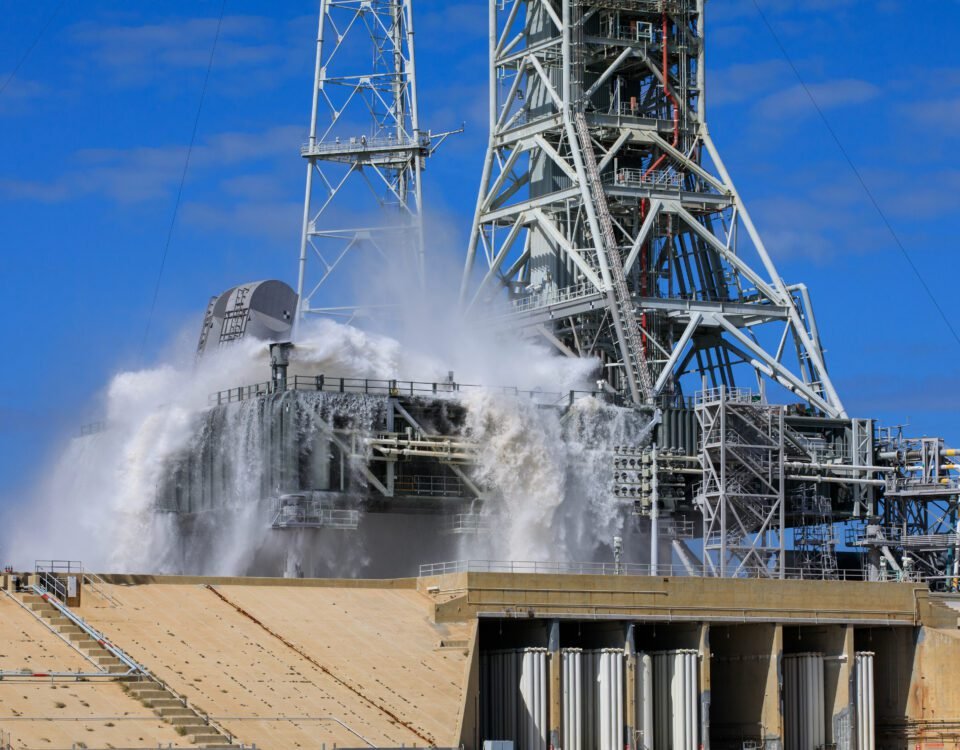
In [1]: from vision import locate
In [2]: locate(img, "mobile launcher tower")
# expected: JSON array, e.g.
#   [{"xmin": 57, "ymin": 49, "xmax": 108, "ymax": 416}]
[
  {"xmin": 182, "ymin": 0, "xmax": 959, "ymax": 588},
  {"xmin": 457, "ymin": 0, "xmax": 960, "ymax": 586}
]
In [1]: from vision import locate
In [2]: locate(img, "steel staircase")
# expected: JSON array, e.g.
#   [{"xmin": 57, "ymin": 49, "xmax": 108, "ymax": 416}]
[{"xmin": 573, "ymin": 110, "xmax": 654, "ymax": 402}]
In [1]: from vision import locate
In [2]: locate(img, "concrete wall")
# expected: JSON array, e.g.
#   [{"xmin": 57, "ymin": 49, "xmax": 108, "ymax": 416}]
[{"xmin": 709, "ymin": 624, "xmax": 782, "ymax": 750}]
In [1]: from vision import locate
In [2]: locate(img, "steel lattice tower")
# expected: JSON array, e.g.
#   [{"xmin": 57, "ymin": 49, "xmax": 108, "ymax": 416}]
[
  {"xmin": 296, "ymin": 0, "xmax": 430, "ymax": 324},
  {"xmin": 462, "ymin": 0, "xmax": 846, "ymax": 416}
]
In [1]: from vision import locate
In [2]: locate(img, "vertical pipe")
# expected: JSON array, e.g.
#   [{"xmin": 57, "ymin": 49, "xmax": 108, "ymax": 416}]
[
  {"xmin": 868, "ymin": 653, "xmax": 874, "ymax": 750},
  {"xmin": 402, "ymin": 0, "xmax": 426, "ymax": 285},
  {"xmin": 696, "ymin": 0, "xmax": 706, "ymax": 124},
  {"xmin": 543, "ymin": 650, "xmax": 549, "ymax": 750},
  {"xmin": 650, "ymin": 445, "xmax": 659, "ymax": 575},
  {"xmin": 460, "ymin": 0, "xmax": 499, "ymax": 301},
  {"xmin": 600, "ymin": 651, "xmax": 611, "ymax": 750},
  {"xmin": 563, "ymin": 651, "xmax": 570, "ymax": 750},
  {"xmin": 574, "ymin": 650, "xmax": 581, "ymax": 750},
  {"xmin": 616, "ymin": 651, "xmax": 624, "ymax": 750},
  {"xmin": 295, "ymin": 1, "xmax": 328, "ymax": 330},
  {"xmin": 640, "ymin": 653, "xmax": 654, "ymax": 750},
  {"xmin": 688, "ymin": 651, "xmax": 695, "ymax": 750},
  {"xmin": 816, "ymin": 655, "xmax": 826, "ymax": 750}
]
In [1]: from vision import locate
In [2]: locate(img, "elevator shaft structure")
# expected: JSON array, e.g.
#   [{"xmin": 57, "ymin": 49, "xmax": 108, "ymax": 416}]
[
  {"xmin": 296, "ymin": 0, "xmax": 430, "ymax": 323},
  {"xmin": 462, "ymin": 0, "xmax": 844, "ymax": 414}
]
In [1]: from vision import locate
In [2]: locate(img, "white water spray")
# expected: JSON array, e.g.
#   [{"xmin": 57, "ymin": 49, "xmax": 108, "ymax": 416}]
[{"xmin": 4, "ymin": 317, "xmax": 654, "ymax": 575}]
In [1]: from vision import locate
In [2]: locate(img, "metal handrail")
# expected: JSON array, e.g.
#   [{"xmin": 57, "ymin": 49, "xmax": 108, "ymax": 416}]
[
  {"xmin": 29, "ymin": 586, "xmax": 143, "ymax": 676},
  {"xmin": 300, "ymin": 132, "xmax": 431, "ymax": 155},
  {"xmin": 83, "ymin": 571, "xmax": 121, "ymax": 607},
  {"xmin": 418, "ymin": 559, "xmax": 874, "ymax": 582},
  {"xmin": 612, "ymin": 167, "xmax": 684, "ymax": 189},
  {"xmin": 209, "ymin": 374, "xmax": 609, "ymax": 408}
]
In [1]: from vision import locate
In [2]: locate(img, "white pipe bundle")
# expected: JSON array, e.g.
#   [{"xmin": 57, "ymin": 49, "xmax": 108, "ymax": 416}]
[
  {"xmin": 652, "ymin": 650, "xmax": 699, "ymax": 750},
  {"xmin": 855, "ymin": 652, "xmax": 876, "ymax": 750},
  {"xmin": 783, "ymin": 653, "xmax": 825, "ymax": 750}
]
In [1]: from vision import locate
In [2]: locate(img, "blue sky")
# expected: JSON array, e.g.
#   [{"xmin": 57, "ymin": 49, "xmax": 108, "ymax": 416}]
[{"xmin": 1, "ymin": 0, "xmax": 959, "ymax": 502}]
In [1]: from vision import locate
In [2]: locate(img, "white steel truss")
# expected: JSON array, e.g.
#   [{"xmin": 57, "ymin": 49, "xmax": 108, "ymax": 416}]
[
  {"xmin": 296, "ymin": 0, "xmax": 430, "ymax": 323},
  {"xmin": 462, "ymin": 0, "xmax": 846, "ymax": 415},
  {"xmin": 695, "ymin": 387, "xmax": 788, "ymax": 578}
]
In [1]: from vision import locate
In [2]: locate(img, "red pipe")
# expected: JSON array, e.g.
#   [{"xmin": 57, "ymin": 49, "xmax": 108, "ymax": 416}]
[
  {"xmin": 642, "ymin": 11, "xmax": 680, "ymax": 180},
  {"xmin": 637, "ymin": 12, "xmax": 680, "ymax": 358}
]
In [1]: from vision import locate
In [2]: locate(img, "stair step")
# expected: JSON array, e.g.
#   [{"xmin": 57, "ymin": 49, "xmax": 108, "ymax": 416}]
[
  {"xmin": 146, "ymin": 698, "xmax": 185, "ymax": 709},
  {"xmin": 191, "ymin": 734, "xmax": 227, "ymax": 745},
  {"xmin": 135, "ymin": 694, "xmax": 172, "ymax": 705},
  {"xmin": 156, "ymin": 707, "xmax": 196, "ymax": 719},
  {"xmin": 170, "ymin": 715, "xmax": 211, "ymax": 727}
]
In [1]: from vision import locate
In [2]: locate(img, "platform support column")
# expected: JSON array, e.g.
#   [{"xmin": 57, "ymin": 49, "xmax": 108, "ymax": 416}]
[
  {"xmin": 762, "ymin": 624, "xmax": 784, "ymax": 749},
  {"xmin": 699, "ymin": 623, "xmax": 711, "ymax": 750},
  {"xmin": 549, "ymin": 619, "xmax": 561, "ymax": 750},
  {"xmin": 625, "ymin": 623, "xmax": 637, "ymax": 750}
]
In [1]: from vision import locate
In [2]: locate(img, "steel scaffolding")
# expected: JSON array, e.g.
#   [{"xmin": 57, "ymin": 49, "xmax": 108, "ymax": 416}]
[
  {"xmin": 462, "ymin": 0, "xmax": 844, "ymax": 414},
  {"xmin": 296, "ymin": 0, "xmax": 431, "ymax": 324}
]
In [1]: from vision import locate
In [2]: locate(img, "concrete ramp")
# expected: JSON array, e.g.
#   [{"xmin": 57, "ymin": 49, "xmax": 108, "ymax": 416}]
[
  {"xmin": 73, "ymin": 578, "xmax": 474, "ymax": 749},
  {"xmin": 0, "ymin": 593, "xmax": 186, "ymax": 749}
]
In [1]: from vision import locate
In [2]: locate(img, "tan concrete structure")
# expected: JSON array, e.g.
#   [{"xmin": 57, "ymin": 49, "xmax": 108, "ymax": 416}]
[
  {"xmin": 1, "ymin": 573, "xmax": 957, "ymax": 750},
  {"xmin": 0, "ymin": 591, "xmax": 185, "ymax": 749}
]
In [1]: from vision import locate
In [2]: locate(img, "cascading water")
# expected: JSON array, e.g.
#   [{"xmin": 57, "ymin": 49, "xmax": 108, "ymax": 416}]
[
  {"xmin": 457, "ymin": 392, "xmax": 655, "ymax": 564},
  {"xmin": 4, "ymin": 318, "xmax": 656, "ymax": 576}
]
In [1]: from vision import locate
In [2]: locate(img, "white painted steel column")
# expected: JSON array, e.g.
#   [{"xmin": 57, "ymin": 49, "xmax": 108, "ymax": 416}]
[
  {"xmin": 615, "ymin": 651, "xmax": 624, "ymax": 750},
  {"xmin": 637, "ymin": 653, "xmax": 654, "ymax": 750},
  {"xmin": 856, "ymin": 652, "xmax": 875, "ymax": 750}
]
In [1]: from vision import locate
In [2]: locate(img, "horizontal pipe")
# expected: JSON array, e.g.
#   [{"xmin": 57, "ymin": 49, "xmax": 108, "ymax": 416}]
[
  {"xmin": 785, "ymin": 461, "xmax": 889, "ymax": 473},
  {"xmin": 0, "ymin": 672, "xmax": 126, "ymax": 680},
  {"xmin": 787, "ymin": 474, "xmax": 887, "ymax": 486}
]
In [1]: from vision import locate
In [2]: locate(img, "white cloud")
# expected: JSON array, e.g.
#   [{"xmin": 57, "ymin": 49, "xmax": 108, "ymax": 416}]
[
  {"xmin": 0, "ymin": 125, "xmax": 303, "ymax": 204},
  {"xmin": 754, "ymin": 78, "xmax": 880, "ymax": 120}
]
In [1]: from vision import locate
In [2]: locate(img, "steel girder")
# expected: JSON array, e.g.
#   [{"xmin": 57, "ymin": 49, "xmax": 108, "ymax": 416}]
[
  {"xmin": 462, "ymin": 0, "xmax": 846, "ymax": 416},
  {"xmin": 296, "ymin": 0, "xmax": 428, "ymax": 324}
]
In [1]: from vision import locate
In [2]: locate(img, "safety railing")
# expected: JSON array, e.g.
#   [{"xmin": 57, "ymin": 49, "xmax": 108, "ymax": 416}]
[
  {"xmin": 418, "ymin": 559, "xmax": 873, "ymax": 582},
  {"xmin": 34, "ymin": 560, "xmax": 82, "ymax": 603},
  {"xmin": 598, "ymin": 20, "xmax": 654, "ymax": 43},
  {"xmin": 695, "ymin": 386, "xmax": 756, "ymax": 406},
  {"xmin": 210, "ymin": 374, "xmax": 608, "ymax": 409},
  {"xmin": 34, "ymin": 561, "xmax": 120, "ymax": 607},
  {"xmin": 508, "ymin": 281, "xmax": 599, "ymax": 315},
  {"xmin": 394, "ymin": 474, "xmax": 465, "ymax": 497},
  {"xmin": 611, "ymin": 167, "xmax": 684, "ymax": 189},
  {"xmin": 300, "ymin": 132, "xmax": 430, "ymax": 156},
  {"xmin": 445, "ymin": 514, "xmax": 490, "ymax": 534},
  {"xmin": 83, "ymin": 570, "xmax": 121, "ymax": 607},
  {"xmin": 270, "ymin": 497, "xmax": 360, "ymax": 530},
  {"xmin": 29, "ymin": 585, "xmax": 144, "ymax": 676}
]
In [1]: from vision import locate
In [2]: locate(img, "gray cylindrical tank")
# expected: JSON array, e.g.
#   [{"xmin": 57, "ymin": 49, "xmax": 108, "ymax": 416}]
[{"xmin": 198, "ymin": 279, "xmax": 298, "ymax": 355}]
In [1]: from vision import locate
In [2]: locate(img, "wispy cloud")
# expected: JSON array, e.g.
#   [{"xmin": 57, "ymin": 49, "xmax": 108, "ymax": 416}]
[
  {"xmin": 0, "ymin": 75, "xmax": 48, "ymax": 116},
  {"xmin": 0, "ymin": 125, "xmax": 302, "ymax": 203},
  {"xmin": 68, "ymin": 14, "xmax": 310, "ymax": 92},
  {"xmin": 754, "ymin": 78, "xmax": 880, "ymax": 120}
]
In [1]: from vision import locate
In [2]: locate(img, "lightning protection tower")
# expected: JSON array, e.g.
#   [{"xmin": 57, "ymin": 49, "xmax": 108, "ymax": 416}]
[
  {"xmin": 296, "ymin": 0, "xmax": 431, "ymax": 324},
  {"xmin": 461, "ymin": 0, "xmax": 846, "ymax": 417}
]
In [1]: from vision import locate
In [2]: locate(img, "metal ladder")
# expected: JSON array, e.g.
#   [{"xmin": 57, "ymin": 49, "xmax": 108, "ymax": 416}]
[
  {"xmin": 219, "ymin": 286, "xmax": 251, "ymax": 344},
  {"xmin": 195, "ymin": 294, "xmax": 218, "ymax": 355},
  {"xmin": 573, "ymin": 110, "xmax": 654, "ymax": 402}
]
